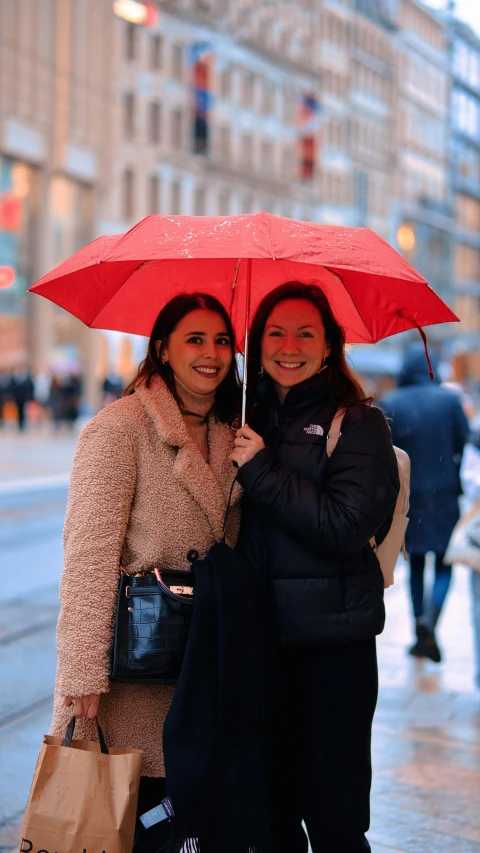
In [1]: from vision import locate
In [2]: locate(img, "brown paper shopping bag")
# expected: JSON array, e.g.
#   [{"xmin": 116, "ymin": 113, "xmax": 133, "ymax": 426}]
[{"xmin": 18, "ymin": 717, "xmax": 143, "ymax": 853}]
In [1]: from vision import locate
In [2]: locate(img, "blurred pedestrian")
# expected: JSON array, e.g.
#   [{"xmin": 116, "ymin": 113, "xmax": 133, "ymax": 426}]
[
  {"xmin": 10, "ymin": 369, "xmax": 35, "ymax": 431},
  {"xmin": 445, "ymin": 428, "xmax": 480, "ymax": 689},
  {"xmin": 381, "ymin": 343, "xmax": 469, "ymax": 662},
  {"xmin": 234, "ymin": 282, "xmax": 399, "ymax": 853},
  {"xmin": 61, "ymin": 372, "xmax": 82, "ymax": 427},
  {"xmin": 0, "ymin": 370, "xmax": 11, "ymax": 426},
  {"xmin": 48, "ymin": 373, "xmax": 82, "ymax": 429},
  {"xmin": 49, "ymin": 294, "xmax": 241, "ymax": 852},
  {"xmin": 102, "ymin": 372, "xmax": 124, "ymax": 407},
  {"xmin": 462, "ymin": 428, "xmax": 480, "ymax": 690}
]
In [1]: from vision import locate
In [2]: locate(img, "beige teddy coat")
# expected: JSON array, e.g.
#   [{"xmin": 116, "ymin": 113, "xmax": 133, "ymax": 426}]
[{"xmin": 51, "ymin": 375, "xmax": 241, "ymax": 776}]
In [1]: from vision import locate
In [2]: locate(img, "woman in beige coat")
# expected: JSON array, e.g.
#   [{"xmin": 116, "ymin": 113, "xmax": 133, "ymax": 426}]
[{"xmin": 51, "ymin": 293, "xmax": 241, "ymax": 830}]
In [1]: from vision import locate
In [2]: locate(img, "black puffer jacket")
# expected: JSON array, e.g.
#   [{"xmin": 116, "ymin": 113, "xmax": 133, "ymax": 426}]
[{"xmin": 237, "ymin": 373, "xmax": 399, "ymax": 646}]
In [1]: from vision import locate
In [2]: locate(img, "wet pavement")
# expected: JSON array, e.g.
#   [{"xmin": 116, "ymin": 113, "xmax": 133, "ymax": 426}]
[
  {"xmin": 371, "ymin": 561, "xmax": 480, "ymax": 852},
  {"xmin": 0, "ymin": 431, "xmax": 479, "ymax": 852},
  {"xmin": 0, "ymin": 426, "xmax": 78, "ymax": 488}
]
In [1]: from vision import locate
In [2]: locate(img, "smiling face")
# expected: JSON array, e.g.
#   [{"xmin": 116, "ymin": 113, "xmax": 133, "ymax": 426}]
[
  {"xmin": 261, "ymin": 298, "xmax": 331, "ymax": 402},
  {"xmin": 160, "ymin": 308, "xmax": 233, "ymax": 396}
]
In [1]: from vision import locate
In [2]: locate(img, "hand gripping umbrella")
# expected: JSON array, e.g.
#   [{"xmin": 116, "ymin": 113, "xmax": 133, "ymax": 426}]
[{"xmin": 29, "ymin": 212, "xmax": 459, "ymax": 424}]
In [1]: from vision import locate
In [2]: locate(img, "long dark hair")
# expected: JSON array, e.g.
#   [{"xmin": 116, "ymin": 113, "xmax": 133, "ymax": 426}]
[
  {"xmin": 124, "ymin": 293, "xmax": 240, "ymax": 423},
  {"xmin": 247, "ymin": 281, "xmax": 371, "ymax": 415}
]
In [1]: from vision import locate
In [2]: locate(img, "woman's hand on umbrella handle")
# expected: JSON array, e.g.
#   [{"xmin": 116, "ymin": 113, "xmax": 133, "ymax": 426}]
[
  {"xmin": 231, "ymin": 425, "xmax": 265, "ymax": 468},
  {"xmin": 64, "ymin": 694, "xmax": 101, "ymax": 719}
]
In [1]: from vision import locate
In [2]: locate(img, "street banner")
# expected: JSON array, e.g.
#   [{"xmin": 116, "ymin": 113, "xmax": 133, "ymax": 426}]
[
  {"xmin": 190, "ymin": 42, "xmax": 214, "ymax": 154},
  {"xmin": 296, "ymin": 92, "xmax": 321, "ymax": 180}
]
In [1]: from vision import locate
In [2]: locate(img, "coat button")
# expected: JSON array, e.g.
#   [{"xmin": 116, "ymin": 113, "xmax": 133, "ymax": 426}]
[{"xmin": 187, "ymin": 549, "xmax": 199, "ymax": 564}]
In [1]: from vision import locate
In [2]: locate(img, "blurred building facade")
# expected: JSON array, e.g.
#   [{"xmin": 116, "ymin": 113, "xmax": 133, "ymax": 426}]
[
  {"xmin": 0, "ymin": 0, "xmax": 479, "ymax": 407},
  {"xmin": 449, "ymin": 18, "xmax": 480, "ymax": 383},
  {"xmin": 393, "ymin": 0, "xmax": 453, "ymax": 321},
  {"xmin": 0, "ymin": 0, "xmax": 115, "ymax": 408}
]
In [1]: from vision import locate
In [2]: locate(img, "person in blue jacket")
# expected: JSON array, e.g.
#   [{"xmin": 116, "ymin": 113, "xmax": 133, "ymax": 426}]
[{"xmin": 381, "ymin": 343, "xmax": 470, "ymax": 662}]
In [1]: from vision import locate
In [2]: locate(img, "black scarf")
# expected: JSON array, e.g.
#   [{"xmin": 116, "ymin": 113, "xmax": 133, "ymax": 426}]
[{"xmin": 163, "ymin": 541, "xmax": 274, "ymax": 853}]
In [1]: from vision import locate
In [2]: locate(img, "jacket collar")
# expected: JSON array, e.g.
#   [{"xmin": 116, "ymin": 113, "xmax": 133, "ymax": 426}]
[
  {"xmin": 259, "ymin": 370, "xmax": 332, "ymax": 426},
  {"xmin": 134, "ymin": 375, "xmax": 240, "ymax": 541}
]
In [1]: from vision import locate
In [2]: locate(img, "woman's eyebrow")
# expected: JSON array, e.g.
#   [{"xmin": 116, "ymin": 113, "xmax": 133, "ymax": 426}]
[
  {"xmin": 266, "ymin": 324, "xmax": 316, "ymax": 330},
  {"xmin": 184, "ymin": 330, "xmax": 229, "ymax": 336}
]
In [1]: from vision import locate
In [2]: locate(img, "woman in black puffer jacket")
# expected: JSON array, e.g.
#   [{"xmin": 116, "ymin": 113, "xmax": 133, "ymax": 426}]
[{"xmin": 232, "ymin": 283, "xmax": 399, "ymax": 853}]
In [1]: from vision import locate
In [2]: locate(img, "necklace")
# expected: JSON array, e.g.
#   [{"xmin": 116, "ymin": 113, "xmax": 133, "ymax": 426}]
[{"xmin": 179, "ymin": 407, "xmax": 210, "ymax": 423}]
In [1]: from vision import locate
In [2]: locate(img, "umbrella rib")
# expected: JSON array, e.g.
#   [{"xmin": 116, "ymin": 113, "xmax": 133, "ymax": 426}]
[
  {"xmin": 229, "ymin": 258, "xmax": 242, "ymax": 314},
  {"xmin": 86, "ymin": 262, "xmax": 146, "ymax": 327},
  {"xmin": 323, "ymin": 267, "xmax": 375, "ymax": 344},
  {"xmin": 264, "ymin": 212, "xmax": 276, "ymax": 258}
]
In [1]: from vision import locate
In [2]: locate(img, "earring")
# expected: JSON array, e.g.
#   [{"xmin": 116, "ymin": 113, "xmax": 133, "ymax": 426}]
[
  {"xmin": 258, "ymin": 365, "xmax": 264, "ymax": 378},
  {"xmin": 162, "ymin": 358, "xmax": 169, "ymax": 366},
  {"xmin": 317, "ymin": 354, "xmax": 328, "ymax": 374}
]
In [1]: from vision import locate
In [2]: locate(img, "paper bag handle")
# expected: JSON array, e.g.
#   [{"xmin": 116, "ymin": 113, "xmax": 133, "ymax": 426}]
[{"xmin": 63, "ymin": 716, "xmax": 109, "ymax": 755}]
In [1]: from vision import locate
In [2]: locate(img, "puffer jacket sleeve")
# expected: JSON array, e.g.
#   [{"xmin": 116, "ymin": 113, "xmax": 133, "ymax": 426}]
[
  {"xmin": 237, "ymin": 405, "xmax": 399, "ymax": 558},
  {"xmin": 56, "ymin": 409, "xmax": 136, "ymax": 697}
]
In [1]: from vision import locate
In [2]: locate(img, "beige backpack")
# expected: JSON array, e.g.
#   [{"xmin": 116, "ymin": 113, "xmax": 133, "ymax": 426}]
[{"xmin": 326, "ymin": 409, "xmax": 410, "ymax": 589}]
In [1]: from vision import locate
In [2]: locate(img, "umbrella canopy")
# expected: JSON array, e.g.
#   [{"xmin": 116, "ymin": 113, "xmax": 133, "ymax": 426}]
[{"xmin": 29, "ymin": 212, "xmax": 458, "ymax": 347}]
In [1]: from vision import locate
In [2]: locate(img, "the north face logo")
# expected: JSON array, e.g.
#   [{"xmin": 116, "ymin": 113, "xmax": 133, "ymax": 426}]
[{"xmin": 304, "ymin": 424, "xmax": 324, "ymax": 436}]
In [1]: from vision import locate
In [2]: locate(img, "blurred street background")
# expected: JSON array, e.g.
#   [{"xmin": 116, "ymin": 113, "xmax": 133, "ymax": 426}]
[{"xmin": 1, "ymin": 0, "xmax": 480, "ymax": 851}]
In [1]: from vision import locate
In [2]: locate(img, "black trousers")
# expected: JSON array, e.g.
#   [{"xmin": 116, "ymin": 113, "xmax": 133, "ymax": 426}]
[{"xmin": 268, "ymin": 639, "xmax": 378, "ymax": 853}]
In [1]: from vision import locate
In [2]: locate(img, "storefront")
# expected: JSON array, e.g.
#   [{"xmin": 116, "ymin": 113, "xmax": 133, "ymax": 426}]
[{"xmin": 0, "ymin": 155, "xmax": 41, "ymax": 370}]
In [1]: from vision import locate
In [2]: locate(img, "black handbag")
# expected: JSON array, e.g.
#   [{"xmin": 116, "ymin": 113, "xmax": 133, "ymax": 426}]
[
  {"xmin": 110, "ymin": 560, "xmax": 196, "ymax": 684},
  {"xmin": 110, "ymin": 478, "xmax": 237, "ymax": 685}
]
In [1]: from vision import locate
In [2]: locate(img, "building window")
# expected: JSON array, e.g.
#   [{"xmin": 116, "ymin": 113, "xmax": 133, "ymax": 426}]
[
  {"xmin": 172, "ymin": 43, "xmax": 183, "ymax": 81},
  {"xmin": 149, "ymin": 101, "xmax": 162, "ymax": 144},
  {"xmin": 240, "ymin": 133, "xmax": 253, "ymax": 168},
  {"xmin": 261, "ymin": 139, "xmax": 274, "ymax": 175},
  {"xmin": 171, "ymin": 108, "xmax": 183, "ymax": 148},
  {"xmin": 453, "ymin": 140, "xmax": 480, "ymax": 183},
  {"xmin": 454, "ymin": 90, "xmax": 480, "ymax": 138},
  {"xmin": 125, "ymin": 22, "xmax": 137, "ymax": 61},
  {"xmin": 148, "ymin": 174, "xmax": 160, "ymax": 214},
  {"xmin": 220, "ymin": 67, "xmax": 232, "ymax": 99},
  {"xmin": 124, "ymin": 92, "xmax": 135, "ymax": 140},
  {"xmin": 454, "ymin": 243, "xmax": 480, "ymax": 283},
  {"xmin": 454, "ymin": 41, "xmax": 480, "ymax": 89},
  {"xmin": 261, "ymin": 81, "xmax": 276, "ymax": 116},
  {"xmin": 455, "ymin": 194, "xmax": 480, "ymax": 231},
  {"xmin": 123, "ymin": 168, "xmax": 135, "ymax": 219},
  {"xmin": 283, "ymin": 91, "xmax": 294, "ymax": 124},
  {"xmin": 218, "ymin": 189, "xmax": 230, "ymax": 214},
  {"xmin": 218, "ymin": 125, "xmax": 231, "ymax": 161},
  {"xmin": 151, "ymin": 34, "xmax": 163, "ymax": 70},
  {"xmin": 281, "ymin": 145, "xmax": 292, "ymax": 180},
  {"xmin": 194, "ymin": 185, "xmax": 206, "ymax": 215},
  {"xmin": 171, "ymin": 179, "xmax": 181, "ymax": 214},
  {"xmin": 241, "ymin": 72, "xmax": 255, "ymax": 108}
]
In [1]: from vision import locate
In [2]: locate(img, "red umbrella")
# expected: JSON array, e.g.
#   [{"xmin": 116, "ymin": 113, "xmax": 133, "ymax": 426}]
[{"xmin": 30, "ymin": 212, "xmax": 458, "ymax": 420}]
